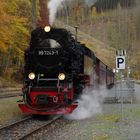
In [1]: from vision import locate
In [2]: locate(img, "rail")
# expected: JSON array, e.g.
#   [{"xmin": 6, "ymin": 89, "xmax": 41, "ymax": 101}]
[
  {"xmin": 0, "ymin": 115, "xmax": 61, "ymax": 140},
  {"xmin": 0, "ymin": 87, "xmax": 21, "ymax": 99}
]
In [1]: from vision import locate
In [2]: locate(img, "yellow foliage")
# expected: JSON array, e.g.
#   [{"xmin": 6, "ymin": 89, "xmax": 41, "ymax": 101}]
[
  {"xmin": 91, "ymin": 7, "xmax": 98, "ymax": 18},
  {"xmin": 0, "ymin": 41, "xmax": 7, "ymax": 53},
  {"xmin": 0, "ymin": 0, "xmax": 31, "ymax": 78},
  {"xmin": 0, "ymin": 1, "xmax": 15, "ymax": 53},
  {"xmin": 0, "ymin": 0, "xmax": 30, "ymax": 53}
]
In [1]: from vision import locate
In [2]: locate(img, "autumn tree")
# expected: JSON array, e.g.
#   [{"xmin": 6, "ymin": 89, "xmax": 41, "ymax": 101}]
[{"xmin": 0, "ymin": 0, "xmax": 31, "ymax": 80}]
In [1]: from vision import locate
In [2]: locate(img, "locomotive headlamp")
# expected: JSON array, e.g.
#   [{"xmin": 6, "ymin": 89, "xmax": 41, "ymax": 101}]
[
  {"xmin": 44, "ymin": 26, "xmax": 51, "ymax": 32},
  {"xmin": 28, "ymin": 73, "xmax": 35, "ymax": 80},
  {"xmin": 58, "ymin": 73, "xmax": 65, "ymax": 80}
]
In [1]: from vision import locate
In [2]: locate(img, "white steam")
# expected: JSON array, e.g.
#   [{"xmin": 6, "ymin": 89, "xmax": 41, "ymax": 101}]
[
  {"xmin": 48, "ymin": 0, "xmax": 65, "ymax": 25},
  {"xmin": 65, "ymin": 86, "xmax": 108, "ymax": 120},
  {"xmin": 48, "ymin": 0, "xmax": 97, "ymax": 25},
  {"xmin": 48, "ymin": 0, "xmax": 63, "ymax": 25},
  {"xmin": 85, "ymin": 0, "xmax": 97, "ymax": 6}
]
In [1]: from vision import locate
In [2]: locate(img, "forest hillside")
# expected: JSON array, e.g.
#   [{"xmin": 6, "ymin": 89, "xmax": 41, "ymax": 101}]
[
  {"xmin": 0, "ymin": 0, "xmax": 140, "ymax": 87},
  {"xmin": 0, "ymin": 0, "xmax": 32, "ymax": 86},
  {"xmin": 58, "ymin": 0, "xmax": 140, "ymax": 79}
]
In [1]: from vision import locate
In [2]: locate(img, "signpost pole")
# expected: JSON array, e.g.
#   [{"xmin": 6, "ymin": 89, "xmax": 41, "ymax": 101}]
[
  {"xmin": 120, "ymin": 70, "xmax": 123, "ymax": 120},
  {"xmin": 116, "ymin": 49, "xmax": 126, "ymax": 121}
]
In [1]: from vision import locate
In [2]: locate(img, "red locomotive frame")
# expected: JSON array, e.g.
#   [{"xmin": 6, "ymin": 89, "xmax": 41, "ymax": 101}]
[{"xmin": 19, "ymin": 82, "xmax": 78, "ymax": 115}]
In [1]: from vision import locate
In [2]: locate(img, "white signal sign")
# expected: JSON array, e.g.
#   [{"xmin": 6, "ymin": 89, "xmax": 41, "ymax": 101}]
[{"xmin": 116, "ymin": 56, "xmax": 125, "ymax": 70}]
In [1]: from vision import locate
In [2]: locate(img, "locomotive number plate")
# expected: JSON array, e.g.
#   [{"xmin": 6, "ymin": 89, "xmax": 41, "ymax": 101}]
[{"xmin": 37, "ymin": 50, "xmax": 59, "ymax": 56}]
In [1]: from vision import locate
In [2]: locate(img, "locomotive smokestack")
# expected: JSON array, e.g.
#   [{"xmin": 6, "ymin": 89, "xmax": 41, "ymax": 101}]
[{"xmin": 38, "ymin": 0, "xmax": 50, "ymax": 28}]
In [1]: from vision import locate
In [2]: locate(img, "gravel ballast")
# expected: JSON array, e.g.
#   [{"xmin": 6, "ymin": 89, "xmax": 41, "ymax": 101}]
[{"xmin": 25, "ymin": 103, "xmax": 140, "ymax": 140}]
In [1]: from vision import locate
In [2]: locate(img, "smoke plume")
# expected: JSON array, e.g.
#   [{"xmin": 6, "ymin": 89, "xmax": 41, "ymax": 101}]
[
  {"xmin": 65, "ymin": 86, "xmax": 108, "ymax": 120},
  {"xmin": 85, "ymin": 0, "xmax": 97, "ymax": 6},
  {"xmin": 48, "ymin": 0, "xmax": 65, "ymax": 25},
  {"xmin": 48, "ymin": 0, "xmax": 98, "ymax": 25}
]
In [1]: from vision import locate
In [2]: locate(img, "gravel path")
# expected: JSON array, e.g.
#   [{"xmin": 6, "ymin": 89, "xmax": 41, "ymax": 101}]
[{"xmin": 24, "ymin": 103, "xmax": 140, "ymax": 140}]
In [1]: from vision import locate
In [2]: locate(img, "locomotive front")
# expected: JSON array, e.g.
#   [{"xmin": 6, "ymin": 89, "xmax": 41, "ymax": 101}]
[{"xmin": 19, "ymin": 27, "xmax": 79, "ymax": 115}]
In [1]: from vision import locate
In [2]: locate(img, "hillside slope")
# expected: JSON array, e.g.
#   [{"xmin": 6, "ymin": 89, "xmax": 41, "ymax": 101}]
[
  {"xmin": 56, "ymin": 21, "xmax": 115, "ymax": 68},
  {"xmin": 58, "ymin": 2, "xmax": 140, "ymax": 79}
]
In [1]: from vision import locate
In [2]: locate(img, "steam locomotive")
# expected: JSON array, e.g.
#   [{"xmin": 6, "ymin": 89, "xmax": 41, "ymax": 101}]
[{"xmin": 18, "ymin": 26, "xmax": 114, "ymax": 115}]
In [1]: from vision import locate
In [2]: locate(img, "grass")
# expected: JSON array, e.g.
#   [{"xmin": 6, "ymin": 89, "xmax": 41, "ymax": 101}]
[
  {"xmin": 97, "ymin": 114, "xmax": 120, "ymax": 123},
  {"xmin": 0, "ymin": 97, "xmax": 23, "ymax": 125},
  {"xmin": 93, "ymin": 133, "xmax": 111, "ymax": 140},
  {"xmin": 0, "ymin": 76, "xmax": 21, "ymax": 88}
]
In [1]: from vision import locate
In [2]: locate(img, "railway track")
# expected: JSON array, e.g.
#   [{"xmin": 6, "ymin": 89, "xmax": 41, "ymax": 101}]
[
  {"xmin": 0, "ymin": 88, "xmax": 21, "ymax": 99},
  {"xmin": 0, "ymin": 94, "xmax": 19, "ymax": 99},
  {"xmin": 0, "ymin": 115, "xmax": 61, "ymax": 140}
]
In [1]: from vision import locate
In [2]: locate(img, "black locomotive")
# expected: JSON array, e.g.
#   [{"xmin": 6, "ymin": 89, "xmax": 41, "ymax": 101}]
[{"xmin": 18, "ymin": 26, "xmax": 114, "ymax": 115}]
